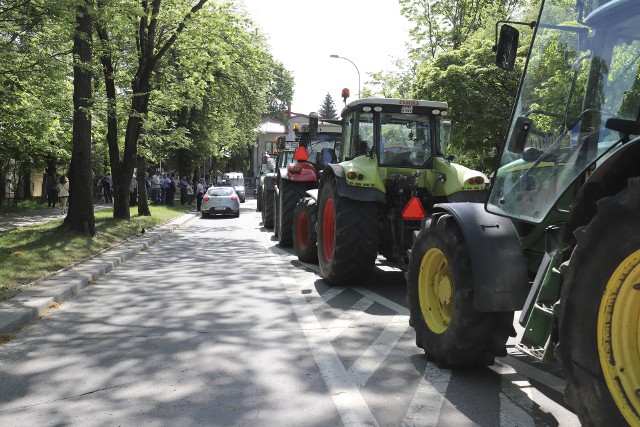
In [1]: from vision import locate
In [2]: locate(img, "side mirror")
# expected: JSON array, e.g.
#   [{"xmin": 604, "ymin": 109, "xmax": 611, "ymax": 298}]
[
  {"xmin": 442, "ymin": 120, "xmax": 451, "ymax": 148},
  {"xmin": 508, "ymin": 116, "xmax": 533, "ymax": 153},
  {"xmin": 495, "ymin": 24, "xmax": 519, "ymax": 71},
  {"xmin": 309, "ymin": 112, "xmax": 318, "ymax": 136}
]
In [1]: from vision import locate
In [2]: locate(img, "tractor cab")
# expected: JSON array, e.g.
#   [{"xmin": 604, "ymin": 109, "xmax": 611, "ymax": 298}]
[
  {"xmin": 292, "ymin": 113, "xmax": 341, "ymax": 172},
  {"xmin": 340, "ymin": 98, "xmax": 449, "ymax": 168},
  {"xmin": 488, "ymin": 0, "xmax": 640, "ymax": 224}
]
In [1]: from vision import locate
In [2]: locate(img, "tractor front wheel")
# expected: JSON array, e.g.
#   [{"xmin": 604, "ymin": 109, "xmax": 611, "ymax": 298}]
[
  {"xmin": 317, "ymin": 175, "xmax": 378, "ymax": 285},
  {"xmin": 293, "ymin": 197, "xmax": 318, "ymax": 263},
  {"xmin": 559, "ymin": 177, "xmax": 640, "ymax": 427},
  {"xmin": 406, "ymin": 214, "xmax": 514, "ymax": 367}
]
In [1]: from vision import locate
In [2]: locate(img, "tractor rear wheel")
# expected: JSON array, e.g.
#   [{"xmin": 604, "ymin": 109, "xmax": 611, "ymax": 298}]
[
  {"xmin": 559, "ymin": 177, "xmax": 640, "ymax": 427},
  {"xmin": 257, "ymin": 185, "xmax": 263, "ymax": 211},
  {"xmin": 293, "ymin": 197, "xmax": 318, "ymax": 263},
  {"xmin": 407, "ymin": 213, "xmax": 514, "ymax": 367},
  {"xmin": 277, "ymin": 180, "xmax": 308, "ymax": 247},
  {"xmin": 262, "ymin": 189, "xmax": 275, "ymax": 229},
  {"xmin": 317, "ymin": 175, "xmax": 378, "ymax": 285}
]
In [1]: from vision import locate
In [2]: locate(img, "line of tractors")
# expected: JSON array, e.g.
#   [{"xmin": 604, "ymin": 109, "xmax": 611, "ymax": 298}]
[{"xmin": 255, "ymin": 1, "xmax": 640, "ymax": 425}]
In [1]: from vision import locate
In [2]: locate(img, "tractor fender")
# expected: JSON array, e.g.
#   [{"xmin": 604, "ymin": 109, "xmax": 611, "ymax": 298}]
[
  {"xmin": 263, "ymin": 173, "xmax": 277, "ymax": 191},
  {"xmin": 565, "ymin": 137, "xmax": 640, "ymax": 242},
  {"xmin": 320, "ymin": 165, "xmax": 386, "ymax": 204},
  {"xmin": 432, "ymin": 202, "xmax": 529, "ymax": 312},
  {"xmin": 281, "ymin": 162, "xmax": 319, "ymax": 183}
]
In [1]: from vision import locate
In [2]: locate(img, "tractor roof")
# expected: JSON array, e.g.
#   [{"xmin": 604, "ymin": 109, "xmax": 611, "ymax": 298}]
[{"xmin": 341, "ymin": 98, "xmax": 448, "ymax": 117}]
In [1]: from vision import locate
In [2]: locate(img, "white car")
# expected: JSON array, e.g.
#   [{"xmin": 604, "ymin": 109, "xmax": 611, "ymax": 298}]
[{"xmin": 201, "ymin": 187, "xmax": 240, "ymax": 218}]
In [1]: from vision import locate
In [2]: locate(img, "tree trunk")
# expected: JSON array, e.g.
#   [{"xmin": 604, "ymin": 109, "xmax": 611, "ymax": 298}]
[
  {"xmin": 137, "ymin": 155, "xmax": 150, "ymax": 216},
  {"xmin": 96, "ymin": 21, "xmax": 125, "ymax": 220},
  {"xmin": 62, "ymin": 0, "xmax": 95, "ymax": 235}
]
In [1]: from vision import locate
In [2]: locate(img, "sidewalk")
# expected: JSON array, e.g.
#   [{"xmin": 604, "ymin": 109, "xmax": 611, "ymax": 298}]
[{"xmin": 0, "ymin": 210, "xmax": 198, "ymax": 335}]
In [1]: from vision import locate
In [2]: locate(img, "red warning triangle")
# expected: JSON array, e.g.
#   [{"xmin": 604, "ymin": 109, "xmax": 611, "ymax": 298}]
[
  {"xmin": 402, "ymin": 197, "xmax": 426, "ymax": 221},
  {"xmin": 293, "ymin": 146, "xmax": 309, "ymax": 161}
]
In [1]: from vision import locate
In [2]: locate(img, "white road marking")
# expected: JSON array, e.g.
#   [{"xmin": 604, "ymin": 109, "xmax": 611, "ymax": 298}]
[
  {"xmin": 257, "ymin": 210, "xmax": 577, "ymax": 426},
  {"xmin": 326, "ymin": 297, "xmax": 375, "ymax": 341},
  {"xmin": 354, "ymin": 287, "xmax": 409, "ymax": 316},
  {"xmin": 491, "ymin": 360, "xmax": 580, "ymax": 426},
  {"xmin": 262, "ymin": 236, "xmax": 379, "ymax": 426},
  {"xmin": 347, "ymin": 315, "xmax": 408, "ymax": 387},
  {"xmin": 402, "ymin": 364, "xmax": 451, "ymax": 426}
]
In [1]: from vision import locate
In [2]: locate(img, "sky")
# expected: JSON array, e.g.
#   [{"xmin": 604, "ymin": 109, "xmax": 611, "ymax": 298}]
[{"xmin": 239, "ymin": 0, "xmax": 411, "ymax": 116}]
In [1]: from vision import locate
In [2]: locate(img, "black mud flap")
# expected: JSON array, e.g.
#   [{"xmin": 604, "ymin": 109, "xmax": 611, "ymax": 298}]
[{"xmin": 434, "ymin": 202, "xmax": 529, "ymax": 312}]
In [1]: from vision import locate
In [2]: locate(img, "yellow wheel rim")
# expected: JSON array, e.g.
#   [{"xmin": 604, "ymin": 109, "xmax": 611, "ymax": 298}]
[
  {"xmin": 418, "ymin": 248, "xmax": 453, "ymax": 334},
  {"xmin": 598, "ymin": 248, "xmax": 640, "ymax": 424}
]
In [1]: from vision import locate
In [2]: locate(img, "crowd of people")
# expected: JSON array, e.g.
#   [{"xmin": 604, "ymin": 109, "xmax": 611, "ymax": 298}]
[
  {"xmin": 44, "ymin": 172, "xmax": 70, "ymax": 215},
  {"xmin": 43, "ymin": 169, "xmax": 220, "ymax": 216},
  {"xmin": 98, "ymin": 171, "xmax": 215, "ymax": 210}
]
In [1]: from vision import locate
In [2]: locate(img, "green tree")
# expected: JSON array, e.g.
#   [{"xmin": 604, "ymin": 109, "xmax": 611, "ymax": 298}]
[
  {"xmin": 412, "ymin": 37, "xmax": 523, "ymax": 172},
  {"xmin": 0, "ymin": 0, "xmax": 73, "ymax": 206},
  {"xmin": 399, "ymin": 0, "xmax": 523, "ymax": 58},
  {"xmin": 318, "ymin": 93, "xmax": 338, "ymax": 119}
]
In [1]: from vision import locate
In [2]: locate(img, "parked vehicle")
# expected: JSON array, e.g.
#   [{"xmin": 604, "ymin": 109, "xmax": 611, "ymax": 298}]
[
  {"xmin": 201, "ymin": 186, "xmax": 240, "ymax": 218},
  {"xmin": 256, "ymin": 151, "xmax": 276, "ymax": 211},
  {"xmin": 302, "ymin": 97, "xmax": 487, "ymax": 283},
  {"xmin": 223, "ymin": 172, "xmax": 246, "ymax": 203},
  {"xmin": 274, "ymin": 113, "xmax": 341, "ymax": 248},
  {"xmin": 406, "ymin": 1, "xmax": 640, "ymax": 425},
  {"xmin": 261, "ymin": 145, "xmax": 295, "ymax": 229}
]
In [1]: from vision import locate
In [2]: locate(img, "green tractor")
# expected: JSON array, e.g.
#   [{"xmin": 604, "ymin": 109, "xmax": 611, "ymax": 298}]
[
  {"xmin": 298, "ymin": 97, "xmax": 488, "ymax": 283},
  {"xmin": 406, "ymin": 1, "xmax": 640, "ymax": 425}
]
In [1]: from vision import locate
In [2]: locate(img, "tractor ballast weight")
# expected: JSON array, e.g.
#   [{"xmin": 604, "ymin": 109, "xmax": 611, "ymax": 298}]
[{"xmin": 406, "ymin": 1, "xmax": 640, "ymax": 425}]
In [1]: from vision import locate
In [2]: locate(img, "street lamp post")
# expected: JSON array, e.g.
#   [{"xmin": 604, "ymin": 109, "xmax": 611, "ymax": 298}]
[{"xmin": 330, "ymin": 54, "xmax": 361, "ymax": 99}]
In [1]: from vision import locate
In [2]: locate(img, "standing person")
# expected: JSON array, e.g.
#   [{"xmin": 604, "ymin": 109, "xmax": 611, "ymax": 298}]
[
  {"xmin": 186, "ymin": 181, "xmax": 194, "ymax": 207},
  {"xmin": 45, "ymin": 172, "xmax": 58, "ymax": 209},
  {"xmin": 179, "ymin": 176, "xmax": 189, "ymax": 206},
  {"xmin": 57, "ymin": 176, "xmax": 70, "ymax": 215},
  {"xmin": 151, "ymin": 171, "xmax": 161, "ymax": 204},
  {"xmin": 101, "ymin": 175, "xmax": 112, "ymax": 203},
  {"xmin": 166, "ymin": 173, "xmax": 176, "ymax": 206},
  {"xmin": 196, "ymin": 178, "xmax": 206, "ymax": 212},
  {"xmin": 161, "ymin": 173, "xmax": 170, "ymax": 204}
]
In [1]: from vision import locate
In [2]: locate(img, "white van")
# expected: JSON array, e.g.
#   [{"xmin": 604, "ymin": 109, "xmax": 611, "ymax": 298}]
[{"xmin": 223, "ymin": 172, "xmax": 245, "ymax": 203}]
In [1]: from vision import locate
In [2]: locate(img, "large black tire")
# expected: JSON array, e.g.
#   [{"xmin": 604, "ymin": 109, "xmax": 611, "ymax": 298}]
[
  {"xmin": 273, "ymin": 189, "xmax": 279, "ymax": 238},
  {"xmin": 262, "ymin": 189, "xmax": 275, "ymax": 229},
  {"xmin": 257, "ymin": 185, "xmax": 263, "ymax": 211},
  {"xmin": 317, "ymin": 175, "xmax": 379, "ymax": 285},
  {"xmin": 406, "ymin": 213, "xmax": 514, "ymax": 367},
  {"xmin": 293, "ymin": 197, "xmax": 318, "ymax": 263},
  {"xmin": 559, "ymin": 177, "xmax": 640, "ymax": 427},
  {"xmin": 277, "ymin": 180, "xmax": 309, "ymax": 247}
]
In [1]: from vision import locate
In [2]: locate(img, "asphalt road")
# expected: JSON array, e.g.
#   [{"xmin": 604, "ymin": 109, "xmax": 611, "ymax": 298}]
[{"xmin": 0, "ymin": 198, "xmax": 580, "ymax": 426}]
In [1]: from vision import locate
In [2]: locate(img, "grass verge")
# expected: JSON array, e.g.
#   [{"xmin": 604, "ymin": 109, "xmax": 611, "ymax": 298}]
[{"xmin": 0, "ymin": 205, "xmax": 189, "ymax": 300}]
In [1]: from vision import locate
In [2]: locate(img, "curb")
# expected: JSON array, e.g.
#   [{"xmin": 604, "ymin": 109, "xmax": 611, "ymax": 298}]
[{"xmin": 0, "ymin": 212, "xmax": 198, "ymax": 335}]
